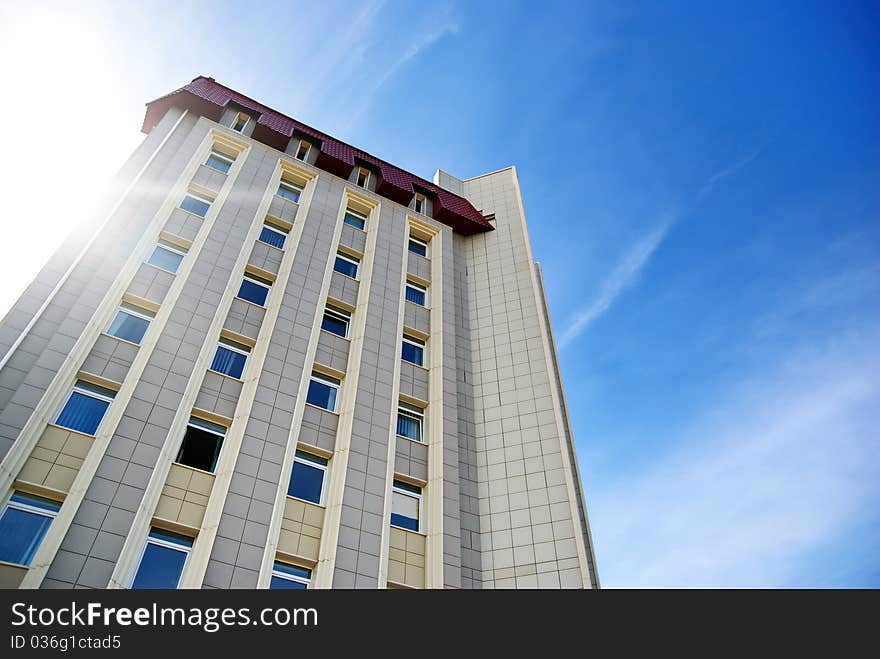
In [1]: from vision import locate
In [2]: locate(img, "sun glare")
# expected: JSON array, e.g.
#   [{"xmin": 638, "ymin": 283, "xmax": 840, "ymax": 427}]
[{"xmin": 0, "ymin": 8, "xmax": 142, "ymax": 318}]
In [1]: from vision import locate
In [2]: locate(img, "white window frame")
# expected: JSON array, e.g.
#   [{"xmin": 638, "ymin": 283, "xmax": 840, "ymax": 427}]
[
  {"xmin": 408, "ymin": 236, "xmax": 429, "ymax": 257},
  {"xmin": 405, "ymin": 280, "xmax": 427, "ymax": 307},
  {"xmin": 238, "ymin": 274, "xmax": 272, "ymax": 306},
  {"xmin": 271, "ymin": 561, "xmax": 312, "ymax": 588},
  {"xmin": 397, "ymin": 402, "xmax": 424, "ymax": 443},
  {"xmin": 147, "ymin": 240, "xmax": 187, "ymax": 273},
  {"xmin": 295, "ymin": 140, "xmax": 311, "ymax": 161},
  {"xmin": 186, "ymin": 417, "xmax": 228, "ymax": 440},
  {"xmin": 291, "ymin": 451, "xmax": 328, "ymax": 505},
  {"xmin": 106, "ymin": 302, "xmax": 155, "ymax": 343},
  {"xmin": 344, "ymin": 208, "xmax": 368, "ymax": 231},
  {"xmin": 54, "ymin": 380, "xmax": 116, "ymax": 435},
  {"xmin": 277, "ymin": 179, "xmax": 303, "ymax": 202},
  {"xmin": 175, "ymin": 417, "xmax": 228, "ymax": 472},
  {"xmin": 258, "ymin": 222, "xmax": 288, "ymax": 249},
  {"xmin": 356, "ymin": 167, "xmax": 370, "ymax": 188},
  {"xmin": 210, "ymin": 337, "xmax": 251, "ymax": 379},
  {"xmin": 414, "ymin": 193, "xmax": 426, "ymax": 214},
  {"xmin": 402, "ymin": 334, "xmax": 426, "ymax": 367},
  {"xmin": 322, "ymin": 304, "xmax": 351, "ymax": 339},
  {"xmin": 1, "ymin": 491, "xmax": 60, "ymax": 549},
  {"xmin": 204, "ymin": 148, "xmax": 235, "ymax": 173},
  {"xmin": 131, "ymin": 529, "xmax": 193, "ymax": 589},
  {"xmin": 334, "ymin": 252, "xmax": 360, "ymax": 280},
  {"xmin": 180, "ymin": 190, "xmax": 213, "ymax": 216},
  {"xmin": 391, "ymin": 480, "xmax": 423, "ymax": 533},
  {"xmin": 309, "ymin": 372, "xmax": 340, "ymax": 413},
  {"xmin": 230, "ymin": 112, "xmax": 251, "ymax": 133}
]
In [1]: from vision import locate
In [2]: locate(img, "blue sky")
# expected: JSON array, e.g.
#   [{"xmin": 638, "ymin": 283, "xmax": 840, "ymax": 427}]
[{"xmin": 1, "ymin": 1, "xmax": 877, "ymax": 586}]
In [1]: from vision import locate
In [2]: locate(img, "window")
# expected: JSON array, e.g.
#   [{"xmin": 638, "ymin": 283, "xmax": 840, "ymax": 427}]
[
  {"xmin": 408, "ymin": 236, "xmax": 428, "ymax": 257},
  {"xmin": 230, "ymin": 112, "xmax": 250, "ymax": 133},
  {"xmin": 333, "ymin": 252, "xmax": 359, "ymax": 279},
  {"xmin": 0, "ymin": 492, "xmax": 61, "ymax": 566},
  {"xmin": 343, "ymin": 208, "xmax": 367, "ymax": 231},
  {"xmin": 414, "ymin": 193, "xmax": 426, "ymax": 214},
  {"xmin": 397, "ymin": 402, "xmax": 424, "ymax": 443},
  {"xmin": 270, "ymin": 561, "xmax": 312, "ymax": 589},
  {"xmin": 258, "ymin": 222, "xmax": 288, "ymax": 249},
  {"xmin": 321, "ymin": 304, "xmax": 351, "ymax": 338},
  {"xmin": 356, "ymin": 167, "xmax": 370, "ymax": 188},
  {"xmin": 179, "ymin": 191, "xmax": 212, "ymax": 217},
  {"xmin": 131, "ymin": 528, "xmax": 193, "ymax": 589},
  {"xmin": 391, "ymin": 480, "xmax": 422, "ymax": 532},
  {"xmin": 205, "ymin": 148, "xmax": 235, "ymax": 174},
  {"xmin": 147, "ymin": 239, "xmax": 186, "ymax": 273},
  {"xmin": 106, "ymin": 301, "xmax": 154, "ymax": 345},
  {"xmin": 401, "ymin": 334, "xmax": 425, "ymax": 366},
  {"xmin": 210, "ymin": 337, "xmax": 250, "ymax": 379},
  {"xmin": 295, "ymin": 140, "xmax": 311, "ymax": 161},
  {"xmin": 405, "ymin": 280, "xmax": 426, "ymax": 306},
  {"xmin": 175, "ymin": 417, "xmax": 226, "ymax": 473},
  {"xmin": 287, "ymin": 450, "xmax": 328, "ymax": 504},
  {"xmin": 55, "ymin": 380, "xmax": 116, "ymax": 436},
  {"xmin": 238, "ymin": 273, "xmax": 272, "ymax": 306},
  {"xmin": 277, "ymin": 179, "xmax": 303, "ymax": 203},
  {"xmin": 306, "ymin": 373, "xmax": 339, "ymax": 412}
]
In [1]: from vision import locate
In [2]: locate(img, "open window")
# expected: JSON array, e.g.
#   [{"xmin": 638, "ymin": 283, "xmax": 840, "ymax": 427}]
[
  {"xmin": 391, "ymin": 480, "xmax": 422, "ymax": 532},
  {"xmin": 175, "ymin": 417, "xmax": 227, "ymax": 473}
]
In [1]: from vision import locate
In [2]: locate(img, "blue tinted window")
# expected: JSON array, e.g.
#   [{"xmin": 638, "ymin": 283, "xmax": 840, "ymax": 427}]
[
  {"xmin": 0, "ymin": 494, "xmax": 59, "ymax": 566},
  {"xmin": 401, "ymin": 341, "xmax": 424, "ymax": 366},
  {"xmin": 405, "ymin": 284, "xmax": 425, "ymax": 306},
  {"xmin": 274, "ymin": 561, "xmax": 312, "ymax": 580},
  {"xmin": 288, "ymin": 459, "xmax": 325, "ymax": 503},
  {"xmin": 131, "ymin": 533, "xmax": 191, "ymax": 589},
  {"xmin": 397, "ymin": 410, "xmax": 422, "ymax": 442},
  {"xmin": 205, "ymin": 153, "xmax": 232, "ymax": 173},
  {"xmin": 259, "ymin": 226, "xmax": 286, "ymax": 249},
  {"xmin": 343, "ymin": 212, "xmax": 365, "ymax": 230},
  {"xmin": 147, "ymin": 246, "xmax": 184, "ymax": 273},
  {"xmin": 56, "ymin": 391, "xmax": 112, "ymax": 435},
  {"xmin": 408, "ymin": 239, "xmax": 427, "ymax": 256},
  {"xmin": 390, "ymin": 513, "xmax": 419, "ymax": 532},
  {"xmin": 107, "ymin": 310, "xmax": 150, "ymax": 344},
  {"xmin": 270, "ymin": 575, "xmax": 308, "ymax": 589},
  {"xmin": 180, "ymin": 194, "xmax": 210, "ymax": 217},
  {"xmin": 333, "ymin": 255, "xmax": 358, "ymax": 279},
  {"xmin": 277, "ymin": 182, "xmax": 301, "ymax": 203},
  {"xmin": 238, "ymin": 278, "xmax": 269, "ymax": 306},
  {"xmin": 321, "ymin": 311, "xmax": 348, "ymax": 337},
  {"xmin": 210, "ymin": 346, "xmax": 247, "ymax": 379},
  {"xmin": 391, "ymin": 485, "xmax": 420, "ymax": 532},
  {"xmin": 306, "ymin": 378, "xmax": 338, "ymax": 411}
]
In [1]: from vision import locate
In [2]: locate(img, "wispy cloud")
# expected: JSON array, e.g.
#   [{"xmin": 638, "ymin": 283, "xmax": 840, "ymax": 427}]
[
  {"xmin": 559, "ymin": 150, "xmax": 764, "ymax": 347},
  {"xmin": 703, "ymin": 147, "xmax": 763, "ymax": 192},
  {"xmin": 559, "ymin": 216, "xmax": 674, "ymax": 346},
  {"xmin": 286, "ymin": 2, "xmax": 459, "ymax": 134},
  {"xmin": 366, "ymin": 23, "xmax": 459, "ymax": 100},
  {"xmin": 589, "ymin": 326, "xmax": 880, "ymax": 587}
]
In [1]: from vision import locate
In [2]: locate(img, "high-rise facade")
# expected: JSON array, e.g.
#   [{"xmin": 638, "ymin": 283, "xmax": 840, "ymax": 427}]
[{"xmin": 0, "ymin": 77, "xmax": 598, "ymax": 589}]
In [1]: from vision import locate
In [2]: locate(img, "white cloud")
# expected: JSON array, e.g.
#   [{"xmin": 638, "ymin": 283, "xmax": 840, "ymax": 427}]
[
  {"xmin": 559, "ymin": 216, "xmax": 673, "ymax": 347},
  {"xmin": 559, "ymin": 150, "xmax": 764, "ymax": 348},
  {"xmin": 588, "ymin": 326, "xmax": 880, "ymax": 587}
]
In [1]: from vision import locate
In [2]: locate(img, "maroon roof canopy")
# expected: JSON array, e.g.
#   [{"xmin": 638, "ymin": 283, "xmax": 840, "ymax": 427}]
[{"xmin": 143, "ymin": 76, "xmax": 493, "ymax": 235}]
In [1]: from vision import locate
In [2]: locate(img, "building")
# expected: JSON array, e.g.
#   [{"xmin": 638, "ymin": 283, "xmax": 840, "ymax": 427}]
[{"xmin": 0, "ymin": 76, "xmax": 599, "ymax": 589}]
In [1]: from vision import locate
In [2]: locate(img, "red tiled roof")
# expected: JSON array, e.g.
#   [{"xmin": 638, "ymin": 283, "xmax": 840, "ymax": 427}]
[{"xmin": 143, "ymin": 76, "xmax": 493, "ymax": 235}]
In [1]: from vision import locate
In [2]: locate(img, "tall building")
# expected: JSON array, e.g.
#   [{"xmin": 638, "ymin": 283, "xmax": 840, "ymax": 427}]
[{"xmin": 0, "ymin": 76, "xmax": 598, "ymax": 589}]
